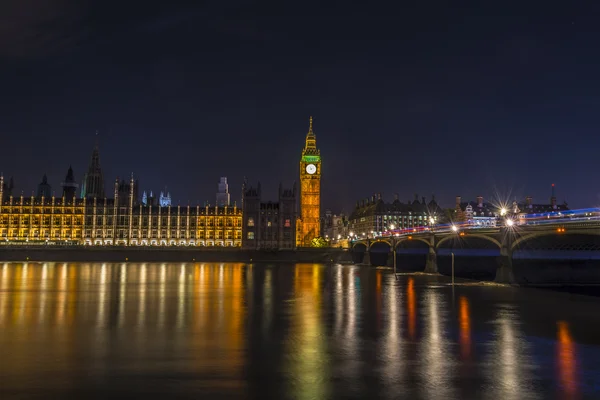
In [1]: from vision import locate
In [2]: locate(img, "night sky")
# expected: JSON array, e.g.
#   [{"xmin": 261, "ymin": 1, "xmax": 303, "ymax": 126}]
[{"xmin": 1, "ymin": 1, "xmax": 599, "ymax": 212}]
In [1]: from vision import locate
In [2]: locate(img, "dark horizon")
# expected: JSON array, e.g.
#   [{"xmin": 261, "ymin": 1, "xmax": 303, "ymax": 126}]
[{"xmin": 1, "ymin": 1, "xmax": 598, "ymax": 211}]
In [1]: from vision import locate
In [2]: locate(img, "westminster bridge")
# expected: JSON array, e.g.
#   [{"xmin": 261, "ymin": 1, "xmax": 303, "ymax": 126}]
[{"xmin": 350, "ymin": 212, "xmax": 600, "ymax": 285}]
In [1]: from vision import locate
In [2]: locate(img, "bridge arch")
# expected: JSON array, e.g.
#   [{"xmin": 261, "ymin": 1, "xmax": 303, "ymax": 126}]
[
  {"xmin": 372, "ymin": 239, "xmax": 393, "ymax": 248},
  {"xmin": 511, "ymin": 229, "xmax": 600, "ymax": 252},
  {"xmin": 394, "ymin": 236, "xmax": 431, "ymax": 249},
  {"xmin": 352, "ymin": 242, "xmax": 368, "ymax": 250},
  {"xmin": 351, "ymin": 241, "xmax": 368, "ymax": 249},
  {"xmin": 436, "ymin": 234, "xmax": 501, "ymax": 250}
]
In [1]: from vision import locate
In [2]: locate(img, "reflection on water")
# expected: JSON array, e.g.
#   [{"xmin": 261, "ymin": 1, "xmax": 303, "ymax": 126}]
[
  {"xmin": 557, "ymin": 321, "xmax": 578, "ymax": 399},
  {"xmin": 0, "ymin": 262, "xmax": 599, "ymax": 399},
  {"xmin": 459, "ymin": 296, "xmax": 471, "ymax": 360}
]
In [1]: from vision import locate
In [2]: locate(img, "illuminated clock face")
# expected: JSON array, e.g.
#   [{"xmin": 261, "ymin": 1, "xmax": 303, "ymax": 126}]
[{"xmin": 306, "ymin": 164, "xmax": 317, "ymax": 174}]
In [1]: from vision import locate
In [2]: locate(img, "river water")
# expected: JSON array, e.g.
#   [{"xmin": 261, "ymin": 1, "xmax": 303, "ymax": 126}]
[{"xmin": 1, "ymin": 262, "xmax": 599, "ymax": 399}]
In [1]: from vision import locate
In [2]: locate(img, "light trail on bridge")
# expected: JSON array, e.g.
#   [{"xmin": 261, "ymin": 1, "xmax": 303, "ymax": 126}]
[{"xmin": 358, "ymin": 207, "xmax": 600, "ymax": 241}]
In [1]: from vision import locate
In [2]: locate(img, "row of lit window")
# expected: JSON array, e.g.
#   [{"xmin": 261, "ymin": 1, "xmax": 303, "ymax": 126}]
[
  {"xmin": 0, "ymin": 208, "xmax": 84, "ymax": 214},
  {"xmin": 247, "ymin": 218, "xmax": 291, "ymax": 227},
  {"xmin": 1, "ymin": 218, "xmax": 83, "ymax": 225}
]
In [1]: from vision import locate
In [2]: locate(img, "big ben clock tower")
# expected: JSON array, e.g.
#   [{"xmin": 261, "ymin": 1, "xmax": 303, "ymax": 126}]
[{"xmin": 298, "ymin": 116, "xmax": 321, "ymax": 247}]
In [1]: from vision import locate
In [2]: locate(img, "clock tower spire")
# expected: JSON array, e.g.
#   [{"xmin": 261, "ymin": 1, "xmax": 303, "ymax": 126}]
[{"xmin": 298, "ymin": 116, "xmax": 321, "ymax": 247}]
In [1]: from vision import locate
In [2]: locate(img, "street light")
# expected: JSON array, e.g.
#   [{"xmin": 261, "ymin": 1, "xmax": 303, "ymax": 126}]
[
  {"xmin": 451, "ymin": 224, "xmax": 458, "ymax": 232},
  {"xmin": 388, "ymin": 224, "xmax": 398, "ymax": 276},
  {"xmin": 500, "ymin": 208, "xmax": 507, "ymax": 216},
  {"xmin": 505, "ymin": 218, "xmax": 514, "ymax": 227}
]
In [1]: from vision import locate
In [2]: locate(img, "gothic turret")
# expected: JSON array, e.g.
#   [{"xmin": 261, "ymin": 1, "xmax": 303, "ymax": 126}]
[
  {"xmin": 81, "ymin": 136, "xmax": 105, "ymax": 199},
  {"xmin": 61, "ymin": 166, "xmax": 79, "ymax": 198},
  {"xmin": 37, "ymin": 174, "xmax": 52, "ymax": 198}
]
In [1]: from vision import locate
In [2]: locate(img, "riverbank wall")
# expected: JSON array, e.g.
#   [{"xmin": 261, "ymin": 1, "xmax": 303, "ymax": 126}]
[{"xmin": 0, "ymin": 246, "xmax": 353, "ymax": 264}]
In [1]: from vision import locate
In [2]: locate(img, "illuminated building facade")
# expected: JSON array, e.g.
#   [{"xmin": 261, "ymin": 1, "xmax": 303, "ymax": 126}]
[
  {"xmin": 242, "ymin": 180, "xmax": 297, "ymax": 249},
  {"xmin": 455, "ymin": 186, "xmax": 569, "ymax": 226},
  {"xmin": 83, "ymin": 177, "xmax": 241, "ymax": 246},
  {"xmin": 298, "ymin": 117, "xmax": 321, "ymax": 246},
  {"xmin": 349, "ymin": 193, "xmax": 441, "ymax": 237},
  {"xmin": 0, "ymin": 140, "xmax": 242, "ymax": 246},
  {"xmin": 0, "ymin": 174, "xmax": 85, "ymax": 243},
  {"xmin": 455, "ymin": 196, "xmax": 498, "ymax": 227},
  {"xmin": 0, "ymin": 174, "xmax": 242, "ymax": 246}
]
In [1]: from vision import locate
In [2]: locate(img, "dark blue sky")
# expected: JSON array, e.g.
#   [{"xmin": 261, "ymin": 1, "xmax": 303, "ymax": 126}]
[{"xmin": 1, "ymin": 1, "xmax": 599, "ymax": 212}]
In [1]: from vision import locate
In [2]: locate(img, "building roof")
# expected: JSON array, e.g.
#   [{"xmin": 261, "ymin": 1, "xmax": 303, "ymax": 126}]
[{"xmin": 349, "ymin": 195, "xmax": 442, "ymax": 220}]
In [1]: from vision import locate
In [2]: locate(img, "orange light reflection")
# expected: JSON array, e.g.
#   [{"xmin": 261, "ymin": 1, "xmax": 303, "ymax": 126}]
[
  {"xmin": 407, "ymin": 277, "xmax": 416, "ymax": 340},
  {"xmin": 557, "ymin": 321, "xmax": 578, "ymax": 399},
  {"xmin": 458, "ymin": 296, "xmax": 471, "ymax": 360}
]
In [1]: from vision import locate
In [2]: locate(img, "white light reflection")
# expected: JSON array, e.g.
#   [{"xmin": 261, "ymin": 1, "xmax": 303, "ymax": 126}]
[
  {"xmin": 138, "ymin": 264, "xmax": 147, "ymax": 327},
  {"xmin": 97, "ymin": 263, "xmax": 107, "ymax": 328},
  {"xmin": 336, "ymin": 266, "xmax": 360, "ymax": 392},
  {"xmin": 380, "ymin": 274, "xmax": 403, "ymax": 394},
  {"xmin": 177, "ymin": 264, "xmax": 186, "ymax": 329},
  {"xmin": 118, "ymin": 264, "xmax": 127, "ymax": 327},
  {"xmin": 418, "ymin": 289, "xmax": 454, "ymax": 399},
  {"xmin": 484, "ymin": 307, "xmax": 535, "ymax": 400},
  {"xmin": 263, "ymin": 268, "xmax": 272, "ymax": 334},
  {"xmin": 333, "ymin": 265, "xmax": 343, "ymax": 336},
  {"xmin": 158, "ymin": 264, "xmax": 166, "ymax": 328},
  {"xmin": 38, "ymin": 263, "xmax": 48, "ymax": 323}
]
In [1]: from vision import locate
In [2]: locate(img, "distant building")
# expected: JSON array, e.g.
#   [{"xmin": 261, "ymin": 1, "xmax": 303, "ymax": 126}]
[
  {"xmin": 36, "ymin": 174, "xmax": 52, "ymax": 198},
  {"xmin": 332, "ymin": 213, "xmax": 349, "ymax": 239},
  {"xmin": 322, "ymin": 208, "xmax": 333, "ymax": 238},
  {"xmin": 242, "ymin": 180, "xmax": 297, "ymax": 250},
  {"xmin": 216, "ymin": 177, "xmax": 230, "ymax": 206},
  {"xmin": 349, "ymin": 193, "xmax": 442, "ymax": 238},
  {"xmin": 515, "ymin": 185, "xmax": 569, "ymax": 225},
  {"xmin": 323, "ymin": 209, "xmax": 349, "ymax": 240},
  {"xmin": 454, "ymin": 185, "xmax": 569, "ymax": 226},
  {"xmin": 455, "ymin": 196, "xmax": 498, "ymax": 227}
]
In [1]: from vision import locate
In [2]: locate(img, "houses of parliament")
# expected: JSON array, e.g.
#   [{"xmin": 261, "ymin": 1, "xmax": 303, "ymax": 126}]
[{"xmin": 0, "ymin": 119, "xmax": 321, "ymax": 249}]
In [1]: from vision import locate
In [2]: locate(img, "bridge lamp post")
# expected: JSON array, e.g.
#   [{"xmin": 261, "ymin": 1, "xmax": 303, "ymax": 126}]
[
  {"xmin": 429, "ymin": 216, "xmax": 437, "ymax": 232},
  {"xmin": 389, "ymin": 224, "xmax": 398, "ymax": 275},
  {"xmin": 450, "ymin": 224, "xmax": 459, "ymax": 284}
]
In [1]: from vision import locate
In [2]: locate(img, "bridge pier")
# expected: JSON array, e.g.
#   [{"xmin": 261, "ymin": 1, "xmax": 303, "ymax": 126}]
[
  {"xmin": 424, "ymin": 246, "xmax": 438, "ymax": 273},
  {"xmin": 361, "ymin": 249, "xmax": 371, "ymax": 266},
  {"xmin": 495, "ymin": 237, "xmax": 515, "ymax": 284},
  {"xmin": 424, "ymin": 233, "xmax": 438, "ymax": 273}
]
